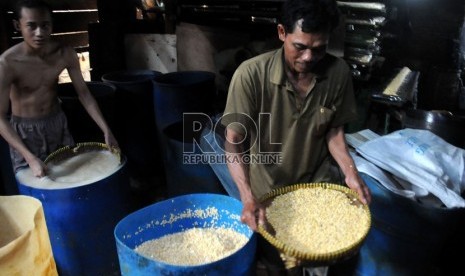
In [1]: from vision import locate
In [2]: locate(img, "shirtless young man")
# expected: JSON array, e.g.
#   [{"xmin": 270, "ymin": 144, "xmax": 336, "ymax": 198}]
[{"xmin": 0, "ymin": 0, "xmax": 118, "ymax": 177}]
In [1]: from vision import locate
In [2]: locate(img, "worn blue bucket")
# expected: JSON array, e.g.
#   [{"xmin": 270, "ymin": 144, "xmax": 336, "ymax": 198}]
[
  {"xmin": 16, "ymin": 156, "xmax": 132, "ymax": 276},
  {"xmin": 152, "ymin": 71, "xmax": 216, "ymax": 131},
  {"xmin": 346, "ymin": 173, "xmax": 465, "ymax": 275},
  {"xmin": 114, "ymin": 193, "xmax": 257, "ymax": 275}
]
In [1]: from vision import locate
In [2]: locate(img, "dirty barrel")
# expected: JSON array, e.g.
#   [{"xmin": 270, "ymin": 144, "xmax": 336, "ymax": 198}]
[
  {"xmin": 102, "ymin": 70, "xmax": 164, "ymax": 185},
  {"xmin": 114, "ymin": 193, "xmax": 257, "ymax": 275},
  {"xmin": 58, "ymin": 81, "xmax": 117, "ymax": 143},
  {"xmin": 335, "ymin": 173, "xmax": 465, "ymax": 275},
  {"xmin": 0, "ymin": 135, "xmax": 17, "ymax": 195},
  {"xmin": 15, "ymin": 143, "xmax": 132, "ymax": 276},
  {"xmin": 152, "ymin": 71, "xmax": 216, "ymax": 131},
  {"xmin": 162, "ymin": 119, "xmax": 224, "ymax": 197}
]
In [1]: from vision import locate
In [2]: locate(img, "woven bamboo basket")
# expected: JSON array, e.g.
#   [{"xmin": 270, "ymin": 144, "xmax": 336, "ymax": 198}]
[
  {"xmin": 257, "ymin": 182, "xmax": 371, "ymax": 265},
  {"xmin": 45, "ymin": 142, "xmax": 121, "ymax": 165}
]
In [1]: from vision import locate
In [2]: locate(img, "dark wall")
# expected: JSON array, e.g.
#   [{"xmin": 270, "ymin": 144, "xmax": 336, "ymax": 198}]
[
  {"xmin": 0, "ymin": 0, "xmax": 99, "ymax": 53},
  {"xmin": 396, "ymin": 0, "xmax": 465, "ymax": 112},
  {"xmin": 89, "ymin": 0, "xmax": 138, "ymax": 80}
]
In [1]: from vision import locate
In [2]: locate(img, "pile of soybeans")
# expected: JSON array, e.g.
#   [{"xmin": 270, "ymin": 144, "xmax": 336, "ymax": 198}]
[
  {"xmin": 266, "ymin": 186, "xmax": 370, "ymax": 256},
  {"xmin": 134, "ymin": 227, "xmax": 248, "ymax": 266}
]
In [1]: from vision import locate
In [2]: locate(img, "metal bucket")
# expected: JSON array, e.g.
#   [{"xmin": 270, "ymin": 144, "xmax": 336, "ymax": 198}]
[
  {"xmin": 16, "ymin": 144, "xmax": 132, "ymax": 276},
  {"xmin": 339, "ymin": 173, "xmax": 465, "ymax": 275},
  {"xmin": 114, "ymin": 193, "xmax": 257, "ymax": 275},
  {"xmin": 58, "ymin": 81, "xmax": 117, "ymax": 143},
  {"xmin": 101, "ymin": 70, "xmax": 164, "ymax": 182},
  {"xmin": 152, "ymin": 71, "xmax": 216, "ymax": 131}
]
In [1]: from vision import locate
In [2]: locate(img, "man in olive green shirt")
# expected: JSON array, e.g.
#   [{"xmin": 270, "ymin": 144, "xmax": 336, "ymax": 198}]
[
  {"xmin": 222, "ymin": 47, "xmax": 359, "ymax": 199},
  {"xmin": 221, "ymin": 0, "xmax": 371, "ymax": 233},
  {"xmin": 199, "ymin": 0, "xmax": 372, "ymax": 273}
]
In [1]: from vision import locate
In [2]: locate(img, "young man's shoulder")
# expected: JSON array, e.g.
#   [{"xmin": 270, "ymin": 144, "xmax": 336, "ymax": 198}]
[
  {"xmin": 0, "ymin": 40, "xmax": 73, "ymax": 60},
  {"xmin": 0, "ymin": 43, "xmax": 22, "ymax": 60},
  {"xmin": 48, "ymin": 41, "xmax": 74, "ymax": 57},
  {"xmin": 0, "ymin": 44, "xmax": 24, "ymax": 73}
]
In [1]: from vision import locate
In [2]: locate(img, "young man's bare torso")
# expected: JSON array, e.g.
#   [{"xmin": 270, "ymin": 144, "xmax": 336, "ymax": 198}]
[
  {"xmin": 0, "ymin": 1, "xmax": 118, "ymax": 177},
  {"xmin": 2, "ymin": 41, "xmax": 74, "ymax": 118}
]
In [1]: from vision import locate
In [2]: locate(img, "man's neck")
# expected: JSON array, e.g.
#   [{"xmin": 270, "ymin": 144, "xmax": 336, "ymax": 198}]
[
  {"xmin": 22, "ymin": 42, "xmax": 49, "ymax": 58},
  {"xmin": 286, "ymin": 67, "xmax": 315, "ymax": 98}
]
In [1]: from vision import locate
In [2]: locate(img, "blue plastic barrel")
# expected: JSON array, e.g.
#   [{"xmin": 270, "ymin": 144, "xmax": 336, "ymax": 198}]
[
  {"xmin": 58, "ymin": 81, "xmax": 117, "ymax": 143},
  {"xmin": 347, "ymin": 173, "xmax": 465, "ymax": 275},
  {"xmin": 152, "ymin": 71, "xmax": 216, "ymax": 131},
  {"xmin": 102, "ymin": 70, "xmax": 164, "ymax": 183},
  {"xmin": 114, "ymin": 193, "xmax": 257, "ymax": 275},
  {"xmin": 0, "ymin": 135, "xmax": 17, "ymax": 195},
  {"xmin": 162, "ymin": 120, "xmax": 225, "ymax": 197},
  {"xmin": 16, "ymin": 157, "xmax": 132, "ymax": 276}
]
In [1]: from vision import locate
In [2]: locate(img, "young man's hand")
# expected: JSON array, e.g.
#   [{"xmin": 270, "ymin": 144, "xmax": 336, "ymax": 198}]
[{"xmin": 28, "ymin": 156, "xmax": 47, "ymax": 178}]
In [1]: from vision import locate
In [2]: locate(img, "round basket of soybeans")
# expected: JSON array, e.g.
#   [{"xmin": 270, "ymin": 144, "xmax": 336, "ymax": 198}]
[
  {"xmin": 257, "ymin": 183, "xmax": 371, "ymax": 265},
  {"xmin": 114, "ymin": 193, "xmax": 257, "ymax": 275}
]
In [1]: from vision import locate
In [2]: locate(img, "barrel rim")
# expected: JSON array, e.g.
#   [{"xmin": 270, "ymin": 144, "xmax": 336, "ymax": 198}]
[
  {"xmin": 15, "ymin": 156, "xmax": 126, "ymax": 191},
  {"xmin": 57, "ymin": 81, "xmax": 117, "ymax": 98},
  {"xmin": 360, "ymin": 172, "xmax": 465, "ymax": 213},
  {"xmin": 101, "ymin": 70, "xmax": 162, "ymax": 84},
  {"xmin": 113, "ymin": 193, "xmax": 256, "ymax": 269},
  {"xmin": 114, "ymin": 193, "xmax": 245, "ymax": 233},
  {"xmin": 16, "ymin": 143, "xmax": 126, "ymax": 191},
  {"xmin": 153, "ymin": 70, "xmax": 216, "ymax": 86}
]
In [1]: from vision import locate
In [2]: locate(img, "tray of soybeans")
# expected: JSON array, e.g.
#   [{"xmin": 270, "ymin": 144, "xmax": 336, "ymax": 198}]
[{"xmin": 257, "ymin": 183, "xmax": 371, "ymax": 264}]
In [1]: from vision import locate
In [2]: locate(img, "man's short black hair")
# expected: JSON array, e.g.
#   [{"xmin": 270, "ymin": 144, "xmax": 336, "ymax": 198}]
[
  {"xmin": 280, "ymin": 0, "xmax": 340, "ymax": 34},
  {"xmin": 14, "ymin": 0, "xmax": 53, "ymax": 20}
]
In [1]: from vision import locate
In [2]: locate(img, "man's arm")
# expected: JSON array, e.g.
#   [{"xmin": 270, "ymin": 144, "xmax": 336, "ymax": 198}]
[
  {"xmin": 64, "ymin": 48, "xmax": 119, "ymax": 149},
  {"xmin": 0, "ymin": 59, "xmax": 47, "ymax": 176},
  {"xmin": 326, "ymin": 126, "xmax": 371, "ymax": 204},
  {"xmin": 225, "ymin": 127, "xmax": 265, "ymax": 231}
]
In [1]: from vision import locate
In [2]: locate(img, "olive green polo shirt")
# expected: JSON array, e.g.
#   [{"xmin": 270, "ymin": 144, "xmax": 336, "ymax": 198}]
[{"xmin": 222, "ymin": 47, "xmax": 357, "ymax": 199}]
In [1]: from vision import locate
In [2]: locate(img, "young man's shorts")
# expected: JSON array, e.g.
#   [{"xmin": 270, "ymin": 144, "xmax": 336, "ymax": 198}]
[{"xmin": 9, "ymin": 108, "xmax": 75, "ymax": 173}]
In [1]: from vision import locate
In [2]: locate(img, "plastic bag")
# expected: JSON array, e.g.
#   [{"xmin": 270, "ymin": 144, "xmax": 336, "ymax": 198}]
[
  {"xmin": 0, "ymin": 195, "xmax": 58, "ymax": 275},
  {"xmin": 356, "ymin": 128, "xmax": 465, "ymax": 208}
]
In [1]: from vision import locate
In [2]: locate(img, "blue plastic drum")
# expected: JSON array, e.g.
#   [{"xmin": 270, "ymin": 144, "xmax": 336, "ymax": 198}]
[
  {"xmin": 16, "ymin": 150, "xmax": 132, "ymax": 276},
  {"xmin": 101, "ymin": 70, "xmax": 164, "ymax": 181},
  {"xmin": 348, "ymin": 173, "xmax": 465, "ymax": 275},
  {"xmin": 114, "ymin": 193, "xmax": 257, "ymax": 275},
  {"xmin": 152, "ymin": 71, "xmax": 216, "ymax": 131},
  {"xmin": 162, "ymin": 120, "xmax": 224, "ymax": 197}
]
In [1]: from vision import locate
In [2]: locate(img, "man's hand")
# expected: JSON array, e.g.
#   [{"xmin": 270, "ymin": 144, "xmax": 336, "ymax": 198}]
[
  {"xmin": 28, "ymin": 156, "xmax": 47, "ymax": 178},
  {"xmin": 241, "ymin": 198, "xmax": 266, "ymax": 231},
  {"xmin": 345, "ymin": 170, "xmax": 371, "ymax": 205},
  {"xmin": 326, "ymin": 126, "xmax": 372, "ymax": 205},
  {"xmin": 104, "ymin": 131, "xmax": 119, "ymax": 152}
]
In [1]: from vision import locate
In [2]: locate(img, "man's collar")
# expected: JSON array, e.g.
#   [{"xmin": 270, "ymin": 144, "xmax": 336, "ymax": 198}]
[{"xmin": 270, "ymin": 47, "xmax": 286, "ymax": 85}]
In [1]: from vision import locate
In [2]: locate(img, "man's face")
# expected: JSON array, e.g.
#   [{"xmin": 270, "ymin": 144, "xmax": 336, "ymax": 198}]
[
  {"xmin": 278, "ymin": 19, "xmax": 329, "ymax": 74},
  {"xmin": 15, "ymin": 7, "xmax": 53, "ymax": 50}
]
